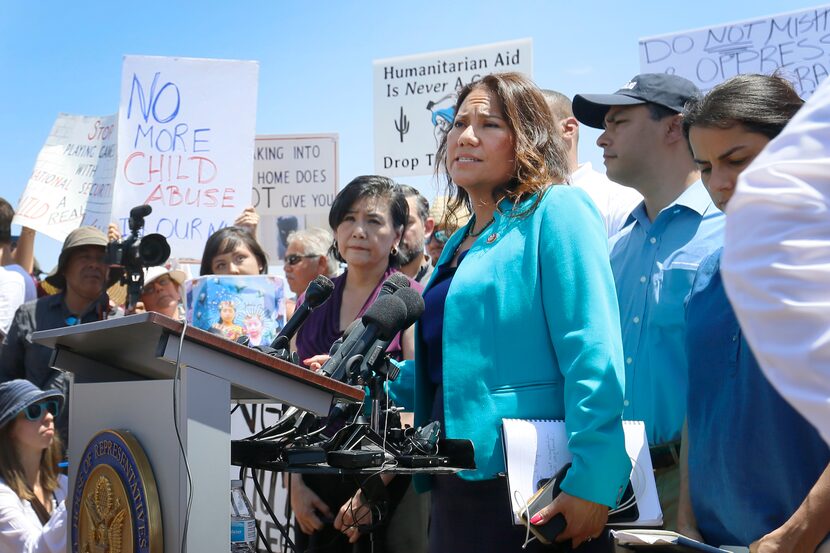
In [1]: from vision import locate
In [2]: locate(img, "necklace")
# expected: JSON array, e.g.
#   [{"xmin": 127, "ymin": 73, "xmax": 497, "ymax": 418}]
[{"xmin": 465, "ymin": 216, "xmax": 495, "ymax": 239}]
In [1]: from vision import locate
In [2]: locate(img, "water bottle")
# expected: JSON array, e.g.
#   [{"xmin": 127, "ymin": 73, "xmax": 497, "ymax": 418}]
[{"xmin": 230, "ymin": 479, "xmax": 256, "ymax": 552}]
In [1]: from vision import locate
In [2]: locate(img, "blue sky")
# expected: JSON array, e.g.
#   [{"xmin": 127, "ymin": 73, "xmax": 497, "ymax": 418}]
[{"xmin": 1, "ymin": 0, "xmax": 819, "ymax": 269}]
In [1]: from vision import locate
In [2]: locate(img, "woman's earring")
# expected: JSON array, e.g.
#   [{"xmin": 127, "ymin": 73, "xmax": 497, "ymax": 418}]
[{"xmin": 391, "ymin": 246, "xmax": 398, "ymax": 256}]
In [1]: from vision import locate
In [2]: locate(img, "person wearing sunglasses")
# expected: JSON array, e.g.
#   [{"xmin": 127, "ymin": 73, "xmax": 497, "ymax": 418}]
[
  {"xmin": 1, "ymin": 226, "xmax": 116, "ymax": 448},
  {"xmin": 283, "ymin": 227, "xmax": 338, "ymax": 297},
  {"xmin": 0, "ymin": 379, "xmax": 67, "ymax": 553},
  {"xmin": 424, "ymin": 195, "xmax": 469, "ymax": 268},
  {"xmin": 131, "ymin": 266, "xmax": 188, "ymax": 320}
]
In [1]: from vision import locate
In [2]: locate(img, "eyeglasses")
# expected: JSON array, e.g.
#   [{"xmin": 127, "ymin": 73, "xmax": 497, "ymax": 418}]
[
  {"xmin": 285, "ymin": 254, "xmax": 318, "ymax": 266},
  {"xmin": 24, "ymin": 400, "xmax": 61, "ymax": 421},
  {"xmin": 426, "ymin": 230, "xmax": 450, "ymax": 245}
]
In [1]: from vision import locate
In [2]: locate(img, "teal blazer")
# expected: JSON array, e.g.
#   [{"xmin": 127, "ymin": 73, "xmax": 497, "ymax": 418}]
[{"xmin": 392, "ymin": 185, "xmax": 631, "ymax": 507}]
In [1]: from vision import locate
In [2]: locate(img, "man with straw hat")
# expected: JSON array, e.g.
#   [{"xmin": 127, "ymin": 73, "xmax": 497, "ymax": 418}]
[{"xmin": 0, "ymin": 226, "xmax": 119, "ymax": 446}]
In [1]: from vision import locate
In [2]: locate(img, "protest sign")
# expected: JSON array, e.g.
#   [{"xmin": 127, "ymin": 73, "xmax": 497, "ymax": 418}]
[
  {"xmin": 373, "ymin": 38, "xmax": 532, "ymax": 177},
  {"xmin": 113, "ymin": 55, "xmax": 259, "ymax": 259},
  {"xmin": 13, "ymin": 114, "xmax": 117, "ymax": 240},
  {"xmin": 253, "ymin": 134, "xmax": 338, "ymax": 217},
  {"xmin": 639, "ymin": 5, "xmax": 830, "ymax": 97}
]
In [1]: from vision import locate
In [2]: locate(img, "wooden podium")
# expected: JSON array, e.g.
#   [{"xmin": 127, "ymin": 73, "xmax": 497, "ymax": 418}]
[{"xmin": 33, "ymin": 313, "xmax": 363, "ymax": 553}]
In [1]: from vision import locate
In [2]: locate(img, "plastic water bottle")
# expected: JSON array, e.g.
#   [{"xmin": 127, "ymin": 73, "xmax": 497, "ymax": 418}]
[{"xmin": 230, "ymin": 479, "xmax": 256, "ymax": 552}]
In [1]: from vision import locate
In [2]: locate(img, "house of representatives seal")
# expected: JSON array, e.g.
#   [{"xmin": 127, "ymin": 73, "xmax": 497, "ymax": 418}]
[{"xmin": 71, "ymin": 429, "xmax": 163, "ymax": 553}]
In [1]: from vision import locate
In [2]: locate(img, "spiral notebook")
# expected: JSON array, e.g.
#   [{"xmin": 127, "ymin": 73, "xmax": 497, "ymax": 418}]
[{"xmin": 501, "ymin": 418, "xmax": 662, "ymax": 527}]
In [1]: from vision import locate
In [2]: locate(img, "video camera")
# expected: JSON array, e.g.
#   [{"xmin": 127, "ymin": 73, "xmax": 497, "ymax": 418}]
[{"xmin": 106, "ymin": 204, "xmax": 171, "ymax": 310}]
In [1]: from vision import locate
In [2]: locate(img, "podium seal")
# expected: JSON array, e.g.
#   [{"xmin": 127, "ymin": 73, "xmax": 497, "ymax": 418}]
[{"xmin": 71, "ymin": 429, "xmax": 163, "ymax": 553}]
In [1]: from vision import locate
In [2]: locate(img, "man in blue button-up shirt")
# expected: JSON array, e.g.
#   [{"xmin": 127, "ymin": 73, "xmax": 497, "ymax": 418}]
[{"xmin": 572, "ymin": 74, "xmax": 724, "ymax": 528}]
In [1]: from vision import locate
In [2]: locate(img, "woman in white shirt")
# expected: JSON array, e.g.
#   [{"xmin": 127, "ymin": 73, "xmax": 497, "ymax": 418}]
[{"xmin": 0, "ymin": 379, "xmax": 67, "ymax": 553}]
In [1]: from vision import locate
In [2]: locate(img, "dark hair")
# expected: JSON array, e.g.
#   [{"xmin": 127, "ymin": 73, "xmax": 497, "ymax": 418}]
[
  {"xmin": 436, "ymin": 72, "xmax": 569, "ymax": 221},
  {"xmin": 0, "ymin": 198, "xmax": 13, "ymax": 245},
  {"xmin": 0, "ymin": 418, "xmax": 63, "ymax": 506},
  {"xmin": 683, "ymin": 74, "xmax": 803, "ymax": 140},
  {"xmin": 199, "ymin": 227, "xmax": 269, "ymax": 276},
  {"xmin": 328, "ymin": 175, "xmax": 409, "ymax": 267},
  {"xmin": 395, "ymin": 184, "xmax": 430, "ymax": 223},
  {"xmin": 541, "ymin": 89, "xmax": 572, "ymax": 122}
]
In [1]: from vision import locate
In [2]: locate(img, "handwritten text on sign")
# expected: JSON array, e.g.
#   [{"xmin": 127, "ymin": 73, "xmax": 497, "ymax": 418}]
[
  {"xmin": 373, "ymin": 39, "xmax": 532, "ymax": 177},
  {"xmin": 639, "ymin": 5, "xmax": 830, "ymax": 97},
  {"xmin": 253, "ymin": 134, "xmax": 338, "ymax": 216},
  {"xmin": 113, "ymin": 55, "xmax": 258, "ymax": 258},
  {"xmin": 13, "ymin": 114, "xmax": 117, "ymax": 241}
]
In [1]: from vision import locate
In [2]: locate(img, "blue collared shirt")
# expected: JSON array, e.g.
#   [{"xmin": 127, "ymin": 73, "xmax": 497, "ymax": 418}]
[{"xmin": 609, "ymin": 181, "xmax": 723, "ymax": 446}]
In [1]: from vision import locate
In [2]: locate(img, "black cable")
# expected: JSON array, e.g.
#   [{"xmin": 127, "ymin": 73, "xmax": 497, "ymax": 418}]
[
  {"xmin": 172, "ymin": 319, "xmax": 194, "ymax": 553},
  {"xmin": 252, "ymin": 467, "xmax": 298, "ymax": 553}
]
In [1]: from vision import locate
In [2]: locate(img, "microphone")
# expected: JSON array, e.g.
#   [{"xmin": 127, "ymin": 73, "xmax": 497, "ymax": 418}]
[
  {"xmin": 359, "ymin": 287, "xmax": 425, "ymax": 381},
  {"xmin": 324, "ymin": 294, "xmax": 409, "ymax": 383},
  {"xmin": 319, "ymin": 273, "xmax": 410, "ymax": 379},
  {"xmin": 271, "ymin": 275, "xmax": 334, "ymax": 350}
]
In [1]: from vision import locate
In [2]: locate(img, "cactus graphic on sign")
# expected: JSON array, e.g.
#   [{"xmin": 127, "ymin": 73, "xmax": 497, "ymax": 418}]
[{"xmin": 394, "ymin": 107, "xmax": 409, "ymax": 142}]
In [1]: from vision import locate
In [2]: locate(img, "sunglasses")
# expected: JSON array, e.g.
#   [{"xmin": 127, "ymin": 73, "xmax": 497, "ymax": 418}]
[
  {"xmin": 426, "ymin": 230, "xmax": 450, "ymax": 245},
  {"xmin": 285, "ymin": 254, "xmax": 318, "ymax": 266},
  {"xmin": 24, "ymin": 400, "xmax": 61, "ymax": 421}
]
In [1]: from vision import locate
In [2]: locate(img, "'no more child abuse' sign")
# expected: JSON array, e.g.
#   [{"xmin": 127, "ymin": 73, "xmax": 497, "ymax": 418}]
[{"xmin": 373, "ymin": 39, "xmax": 532, "ymax": 177}]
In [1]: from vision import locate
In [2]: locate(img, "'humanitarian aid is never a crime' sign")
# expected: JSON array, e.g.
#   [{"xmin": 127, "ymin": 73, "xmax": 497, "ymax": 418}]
[
  {"xmin": 14, "ymin": 114, "xmax": 117, "ymax": 241},
  {"xmin": 373, "ymin": 39, "xmax": 532, "ymax": 177},
  {"xmin": 640, "ymin": 4, "xmax": 830, "ymax": 97},
  {"xmin": 113, "ymin": 55, "xmax": 259, "ymax": 258}
]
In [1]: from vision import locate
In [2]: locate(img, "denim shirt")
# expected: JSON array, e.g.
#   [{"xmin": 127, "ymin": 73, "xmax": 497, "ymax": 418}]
[
  {"xmin": 610, "ymin": 181, "xmax": 724, "ymax": 446},
  {"xmin": 686, "ymin": 249, "xmax": 830, "ymax": 546}
]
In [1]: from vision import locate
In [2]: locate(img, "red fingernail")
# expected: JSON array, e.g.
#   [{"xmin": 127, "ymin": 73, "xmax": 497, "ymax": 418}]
[{"xmin": 529, "ymin": 514, "xmax": 543, "ymax": 525}]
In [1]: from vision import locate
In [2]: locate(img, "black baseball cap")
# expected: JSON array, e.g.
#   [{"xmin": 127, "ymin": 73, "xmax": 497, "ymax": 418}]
[{"xmin": 573, "ymin": 73, "xmax": 701, "ymax": 129}]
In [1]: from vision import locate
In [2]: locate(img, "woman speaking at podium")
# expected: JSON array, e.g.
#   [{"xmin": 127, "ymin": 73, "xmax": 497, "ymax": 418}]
[
  {"xmin": 402, "ymin": 72, "xmax": 630, "ymax": 551},
  {"xmin": 0, "ymin": 380, "xmax": 67, "ymax": 553}
]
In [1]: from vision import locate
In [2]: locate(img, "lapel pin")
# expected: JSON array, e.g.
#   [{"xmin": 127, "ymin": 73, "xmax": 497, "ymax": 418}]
[{"xmin": 486, "ymin": 233, "xmax": 498, "ymax": 244}]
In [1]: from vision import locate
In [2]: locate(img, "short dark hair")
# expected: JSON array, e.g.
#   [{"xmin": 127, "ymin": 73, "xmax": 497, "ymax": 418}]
[
  {"xmin": 541, "ymin": 89, "xmax": 573, "ymax": 122},
  {"xmin": 328, "ymin": 175, "xmax": 409, "ymax": 267},
  {"xmin": 395, "ymin": 184, "xmax": 429, "ymax": 223},
  {"xmin": 682, "ymin": 74, "xmax": 803, "ymax": 140},
  {"xmin": 199, "ymin": 227, "xmax": 269, "ymax": 276},
  {"xmin": 646, "ymin": 102, "xmax": 680, "ymax": 121},
  {"xmin": 436, "ymin": 72, "xmax": 569, "ymax": 222},
  {"xmin": 0, "ymin": 198, "xmax": 13, "ymax": 245}
]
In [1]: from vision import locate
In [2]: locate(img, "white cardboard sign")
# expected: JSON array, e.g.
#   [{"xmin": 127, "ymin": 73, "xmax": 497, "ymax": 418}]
[{"xmin": 373, "ymin": 38, "xmax": 532, "ymax": 177}]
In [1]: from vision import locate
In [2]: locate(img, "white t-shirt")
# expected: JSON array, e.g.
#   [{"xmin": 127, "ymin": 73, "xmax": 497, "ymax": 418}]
[
  {"xmin": 0, "ymin": 474, "xmax": 67, "ymax": 553},
  {"xmin": 0, "ymin": 265, "xmax": 29, "ymax": 334},
  {"xmin": 570, "ymin": 162, "xmax": 643, "ymax": 238}
]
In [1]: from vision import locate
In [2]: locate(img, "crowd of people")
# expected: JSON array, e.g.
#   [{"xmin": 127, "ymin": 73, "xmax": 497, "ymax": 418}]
[{"xmin": 1, "ymin": 69, "xmax": 829, "ymax": 553}]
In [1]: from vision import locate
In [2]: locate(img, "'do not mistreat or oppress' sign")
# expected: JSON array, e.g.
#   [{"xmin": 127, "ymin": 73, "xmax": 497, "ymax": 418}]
[
  {"xmin": 13, "ymin": 114, "xmax": 117, "ymax": 241},
  {"xmin": 112, "ymin": 55, "xmax": 259, "ymax": 258},
  {"xmin": 253, "ymin": 134, "xmax": 338, "ymax": 217},
  {"xmin": 373, "ymin": 38, "xmax": 532, "ymax": 177},
  {"xmin": 640, "ymin": 4, "xmax": 830, "ymax": 97}
]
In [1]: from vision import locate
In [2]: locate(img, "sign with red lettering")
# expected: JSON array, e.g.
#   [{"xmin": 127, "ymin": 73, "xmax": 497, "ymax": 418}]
[
  {"xmin": 13, "ymin": 113, "xmax": 117, "ymax": 241},
  {"xmin": 112, "ymin": 55, "xmax": 259, "ymax": 258},
  {"xmin": 639, "ymin": 4, "xmax": 830, "ymax": 97}
]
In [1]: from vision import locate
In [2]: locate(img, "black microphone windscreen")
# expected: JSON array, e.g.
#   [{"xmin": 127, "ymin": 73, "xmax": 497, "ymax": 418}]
[
  {"xmin": 130, "ymin": 204, "xmax": 153, "ymax": 218},
  {"xmin": 361, "ymin": 295, "xmax": 409, "ymax": 341},
  {"xmin": 393, "ymin": 287, "xmax": 425, "ymax": 327},
  {"xmin": 304, "ymin": 275, "xmax": 335, "ymax": 308},
  {"xmin": 380, "ymin": 272, "xmax": 410, "ymax": 296}
]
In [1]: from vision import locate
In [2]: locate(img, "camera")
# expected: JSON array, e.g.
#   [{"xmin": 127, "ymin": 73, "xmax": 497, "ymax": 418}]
[{"xmin": 106, "ymin": 205, "xmax": 171, "ymax": 309}]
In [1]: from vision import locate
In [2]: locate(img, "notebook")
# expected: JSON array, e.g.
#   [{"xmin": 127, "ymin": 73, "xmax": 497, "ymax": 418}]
[
  {"xmin": 501, "ymin": 418, "xmax": 662, "ymax": 527},
  {"xmin": 611, "ymin": 530, "xmax": 731, "ymax": 552}
]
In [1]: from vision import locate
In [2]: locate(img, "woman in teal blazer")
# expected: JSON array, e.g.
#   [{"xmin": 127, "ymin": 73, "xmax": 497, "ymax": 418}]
[{"xmin": 407, "ymin": 73, "xmax": 629, "ymax": 552}]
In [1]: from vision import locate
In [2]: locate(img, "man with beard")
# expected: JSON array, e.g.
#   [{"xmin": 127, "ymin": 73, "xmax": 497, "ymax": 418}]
[
  {"xmin": 0, "ymin": 226, "xmax": 116, "ymax": 445},
  {"xmin": 396, "ymin": 185, "xmax": 434, "ymax": 283}
]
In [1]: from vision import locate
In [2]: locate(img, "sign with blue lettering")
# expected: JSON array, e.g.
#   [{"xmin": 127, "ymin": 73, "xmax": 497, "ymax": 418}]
[
  {"xmin": 639, "ymin": 4, "xmax": 830, "ymax": 97},
  {"xmin": 373, "ymin": 39, "xmax": 532, "ymax": 177},
  {"xmin": 112, "ymin": 55, "xmax": 259, "ymax": 258}
]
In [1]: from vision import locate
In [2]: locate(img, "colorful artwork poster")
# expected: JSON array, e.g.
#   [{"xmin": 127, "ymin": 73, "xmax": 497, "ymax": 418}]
[{"xmin": 184, "ymin": 275, "xmax": 286, "ymax": 346}]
